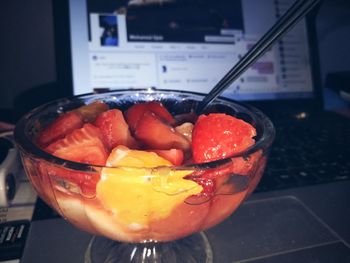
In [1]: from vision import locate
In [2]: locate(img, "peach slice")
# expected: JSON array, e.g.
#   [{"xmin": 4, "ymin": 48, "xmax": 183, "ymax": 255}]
[{"xmin": 86, "ymin": 146, "xmax": 202, "ymax": 241}]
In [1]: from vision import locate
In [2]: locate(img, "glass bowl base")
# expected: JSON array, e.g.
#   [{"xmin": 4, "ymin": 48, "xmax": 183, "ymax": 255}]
[{"xmin": 84, "ymin": 232, "xmax": 213, "ymax": 263}]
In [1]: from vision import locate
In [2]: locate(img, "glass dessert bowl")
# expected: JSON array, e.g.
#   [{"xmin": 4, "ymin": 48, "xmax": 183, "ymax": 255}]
[{"xmin": 14, "ymin": 89, "xmax": 274, "ymax": 262}]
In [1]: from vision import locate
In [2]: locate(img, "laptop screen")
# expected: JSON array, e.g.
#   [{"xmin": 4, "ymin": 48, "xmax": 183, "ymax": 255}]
[{"xmin": 67, "ymin": 0, "xmax": 314, "ymax": 101}]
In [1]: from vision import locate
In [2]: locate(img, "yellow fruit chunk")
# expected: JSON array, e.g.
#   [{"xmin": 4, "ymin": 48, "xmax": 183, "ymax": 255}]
[
  {"xmin": 98, "ymin": 146, "xmax": 202, "ymax": 227},
  {"xmin": 105, "ymin": 145, "xmax": 170, "ymax": 168}
]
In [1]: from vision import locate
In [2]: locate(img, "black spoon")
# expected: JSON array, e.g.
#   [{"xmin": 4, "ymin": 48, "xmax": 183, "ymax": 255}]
[{"xmin": 196, "ymin": 0, "xmax": 322, "ymax": 114}]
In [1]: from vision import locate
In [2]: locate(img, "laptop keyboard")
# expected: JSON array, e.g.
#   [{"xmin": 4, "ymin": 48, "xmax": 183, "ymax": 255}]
[{"xmin": 255, "ymin": 111, "xmax": 350, "ymax": 192}]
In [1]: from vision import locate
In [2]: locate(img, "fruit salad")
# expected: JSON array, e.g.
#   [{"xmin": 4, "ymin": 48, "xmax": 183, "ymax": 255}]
[{"xmin": 15, "ymin": 91, "xmax": 272, "ymax": 243}]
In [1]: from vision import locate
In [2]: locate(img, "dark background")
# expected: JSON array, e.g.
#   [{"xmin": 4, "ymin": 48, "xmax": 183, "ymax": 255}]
[{"xmin": 0, "ymin": 0, "xmax": 349, "ymax": 118}]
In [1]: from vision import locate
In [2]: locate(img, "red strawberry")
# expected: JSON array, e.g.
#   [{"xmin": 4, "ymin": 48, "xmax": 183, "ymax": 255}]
[
  {"xmin": 94, "ymin": 109, "xmax": 139, "ymax": 150},
  {"xmin": 146, "ymin": 101, "xmax": 175, "ymax": 125},
  {"xmin": 43, "ymin": 123, "xmax": 109, "ymax": 196},
  {"xmin": 184, "ymin": 174, "xmax": 215, "ymax": 205},
  {"xmin": 185, "ymin": 163, "xmax": 232, "ymax": 202},
  {"xmin": 192, "ymin": 113, "xmax": 256, "ymax": 163},
  {"xmin": 152, "ymin": 149, "xmax": 184, "ymax": 165},
  {"xmin": 41, "ymin": 163, "xmax": 101, "ymax": 197},
  {"xmin": 134, "ymin": 111, "xmax": 190, "ymax": 150},
  {"xmin": 125, "ymin": 102, "xmax": 175, "ymax": 131},
  {"xmin": 125, "ymin": 103, "xmax": 148, "ymax": 131},
  {"xmin": 37, "ymin": 111, "xmax": 84, "ymax": 147},
  {"xmin": 45, "ymin": 123, "xmax": 108, "ymax": 166},
  {"xmin": 190, "ymin": 177, "xmax": 215, "ymax": 195}
]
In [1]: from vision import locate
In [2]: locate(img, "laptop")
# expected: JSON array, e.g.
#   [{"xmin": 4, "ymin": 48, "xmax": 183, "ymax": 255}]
[
  {"xmin": 17, "ymin": 0, "xmax": 350, "ymax": 262},
  {"xmin": 50, "ymin": 0, "xmax": 349, "ymax": 192}
]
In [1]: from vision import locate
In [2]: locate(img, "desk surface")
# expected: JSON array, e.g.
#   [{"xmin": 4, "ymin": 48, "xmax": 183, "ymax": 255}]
[{"xmin": 20, "ymin": 180, "xmax": 350, "ymax": 263}]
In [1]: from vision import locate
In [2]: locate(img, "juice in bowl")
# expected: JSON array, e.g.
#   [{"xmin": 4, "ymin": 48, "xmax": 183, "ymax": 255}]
[{"xmin": 14, "ymin": 88, "xmax": 275, "ymax": 262}]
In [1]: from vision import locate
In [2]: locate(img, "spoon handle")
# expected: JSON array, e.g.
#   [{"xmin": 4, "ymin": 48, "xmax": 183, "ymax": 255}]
[{"xmin": 196, "ymin": 0, "xmax": 322, "ymax": 114}]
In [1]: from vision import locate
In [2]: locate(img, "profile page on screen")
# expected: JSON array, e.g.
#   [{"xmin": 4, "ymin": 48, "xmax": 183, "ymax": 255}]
[{"xmin": 69, "ymin": 0, "xmax": 313, "ymax": 101}]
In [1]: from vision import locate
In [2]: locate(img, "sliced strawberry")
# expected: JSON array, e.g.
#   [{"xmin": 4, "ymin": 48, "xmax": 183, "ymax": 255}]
[
  {"xmin": 146, "ymin": 101, "xmax": 175, "ymax": 125},
  {"xmin": 43, "ymin": 123, "xmax": 108, "ymax": 196},
  {"xmin": 185, "ymin": 164, "xmax": 231, "ymax": 201},
  {"xmin": 152, "ymin": 149, "xmax": 184, "ymax": 165},
  {"xmin": 192, "ymin": 113, "xmax": 256, "ymax": 163},
  {"xmin": 37, "ymin": 111, "xmax": 84, "ymax": 147},
  {"xmin": 125, "ymin": 101, "xmax": 175, "ymax": 131},
  {"xmin": 134, "ymin": 111, "xmax": 190, "ymax": 150},
  {"xmin": 94, "ymin": 109, "xmax": 139, "ymax": 150},
  {"xmin": 190, "ymin": 177, "xmax": 215, "ymax": 196},
  {"xmin": 45, "ymin": 123, "xmax": 108, "ymax": 166},
  {"xmin": 42, "ymin": 164, "xmax": 101, "ymax": 197},
  {"xmin": 75, "ymin": 100, "xmax": 109, "ymax": 122},
  {"xmin": 124, "ymin": 103, "xmax": 147, "ymax": 131}
]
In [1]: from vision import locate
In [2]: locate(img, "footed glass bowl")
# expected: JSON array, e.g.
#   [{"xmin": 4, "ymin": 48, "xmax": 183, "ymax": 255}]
[{"xmin": 14, "ymin": 89, "xmax": 274, "ymax": 262}]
